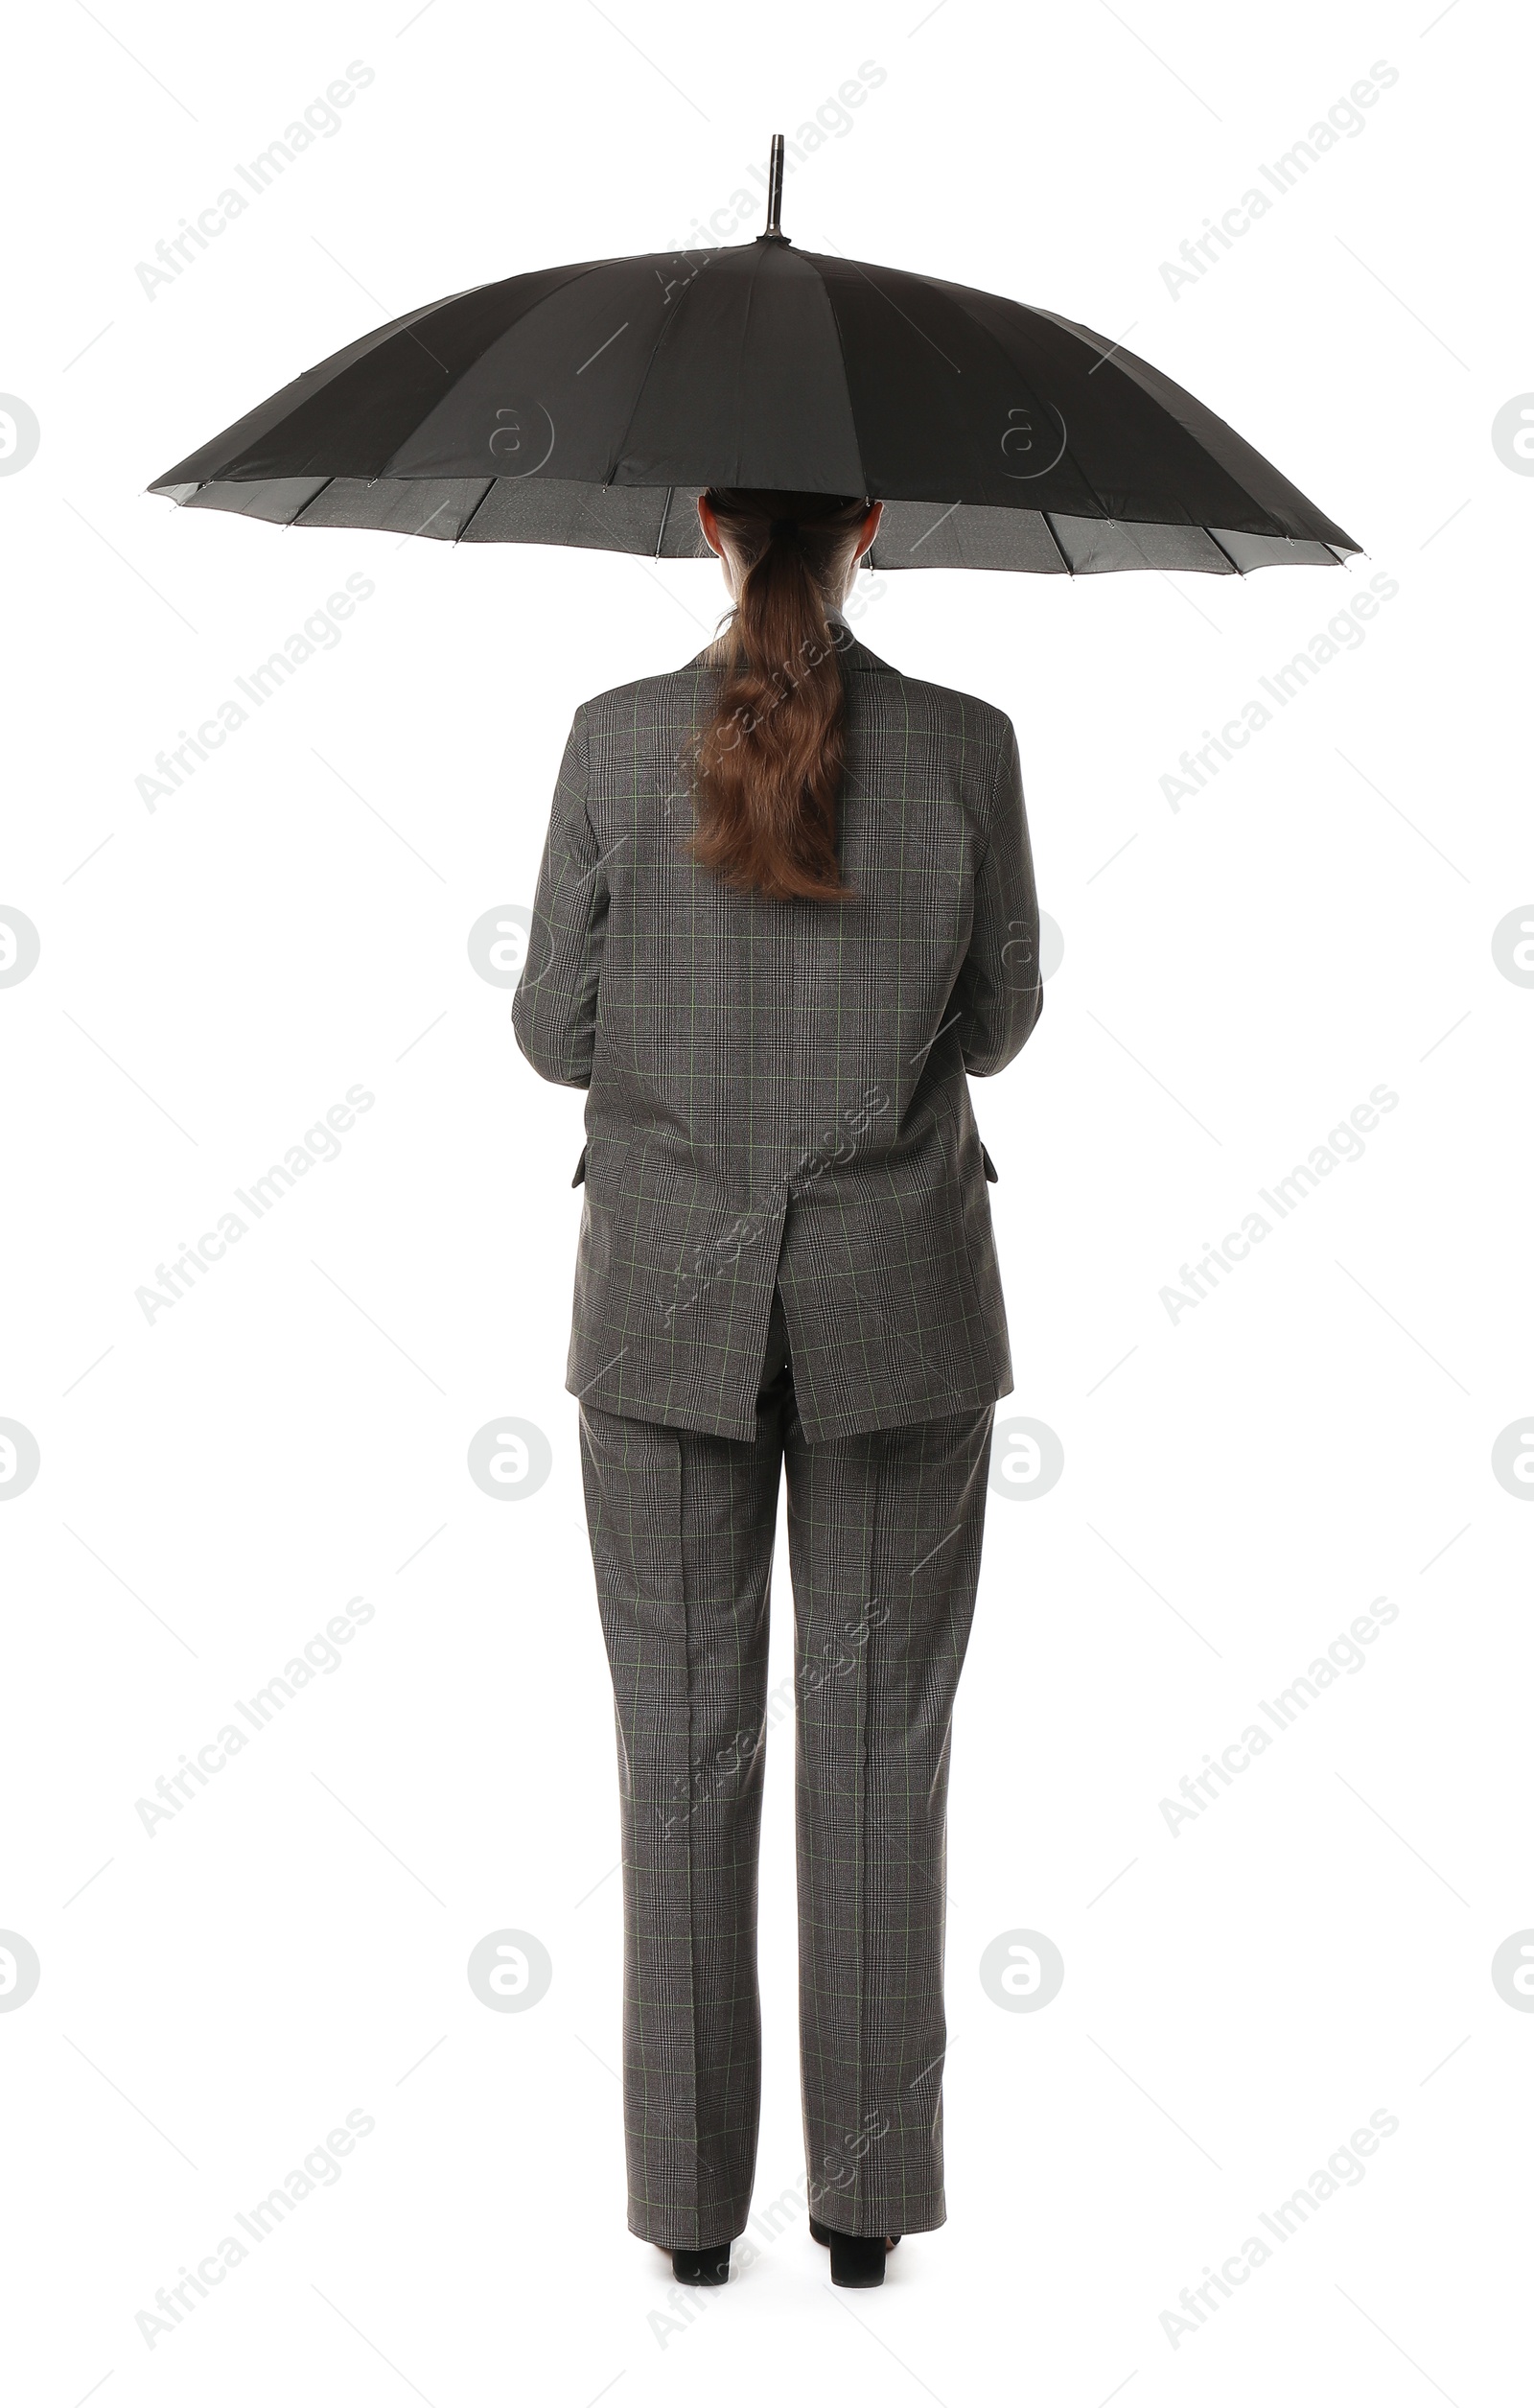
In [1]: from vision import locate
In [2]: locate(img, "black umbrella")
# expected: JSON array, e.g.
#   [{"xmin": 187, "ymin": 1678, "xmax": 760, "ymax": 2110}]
[{"xmin": 150, "ymin": 136, "xmax": 1356, "ymax": 577}]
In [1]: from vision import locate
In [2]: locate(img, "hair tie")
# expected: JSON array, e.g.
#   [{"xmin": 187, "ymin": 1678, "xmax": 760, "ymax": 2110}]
[{"xmin": 770, "ymin": 515, "xmax": 799, "ymax": 537}]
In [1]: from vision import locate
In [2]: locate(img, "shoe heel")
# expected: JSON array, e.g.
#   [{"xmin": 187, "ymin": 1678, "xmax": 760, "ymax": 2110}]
[
  {"xmin": 672, "ymin": 2241, "xmax": 731, "ymax": 2286},
  {"xmin": 828, "ymin": 2230, "xmax": 889, "ymax": 2288}
]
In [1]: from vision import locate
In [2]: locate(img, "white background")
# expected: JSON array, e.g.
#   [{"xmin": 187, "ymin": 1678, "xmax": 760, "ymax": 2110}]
[{"xmin": 3, "ymin": 1, "xmax": 1529, "ymax": 2401}]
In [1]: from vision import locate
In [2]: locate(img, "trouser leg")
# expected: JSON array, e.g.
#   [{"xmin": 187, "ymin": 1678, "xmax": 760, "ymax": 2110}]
[
  {"xmin": 577, "ymin": 1399, "xmax": 780, "ymax": 2247},
  {"xmin": 786, "ymin": 1402, "xmax": 994, "ymax": 2236}
]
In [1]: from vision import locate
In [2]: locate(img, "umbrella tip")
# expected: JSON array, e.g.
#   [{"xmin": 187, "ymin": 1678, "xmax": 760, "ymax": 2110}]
[{"xmin": 761, "ymin": 133, "xmax": 787, "ymax": 242}]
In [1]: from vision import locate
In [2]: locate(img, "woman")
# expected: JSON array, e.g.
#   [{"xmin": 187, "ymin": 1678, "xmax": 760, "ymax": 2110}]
[{"xmin": 513, "ymin": 487, "xmax": 1042, "ymax": 2290}]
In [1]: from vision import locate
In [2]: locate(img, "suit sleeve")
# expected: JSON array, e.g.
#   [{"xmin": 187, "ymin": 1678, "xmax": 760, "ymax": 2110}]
[
  {"xmin": 952, "ymin": 716, "xmax": 1043, "ymax": 1077},
  {"xmin": 511, "ymin": 708, "xmax": 609, "ymax": 1089}
]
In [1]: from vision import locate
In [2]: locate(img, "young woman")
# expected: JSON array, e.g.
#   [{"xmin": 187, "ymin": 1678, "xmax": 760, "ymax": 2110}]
[{"xmin": 513, "ymin": 486, "xmax": 1042, "ymax": 2290}]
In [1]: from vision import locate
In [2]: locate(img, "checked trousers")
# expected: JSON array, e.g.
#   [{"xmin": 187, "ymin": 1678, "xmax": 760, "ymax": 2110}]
[{"xmin": 576, "ymin": 1291, "xmax": 994, "ymax": 2249}]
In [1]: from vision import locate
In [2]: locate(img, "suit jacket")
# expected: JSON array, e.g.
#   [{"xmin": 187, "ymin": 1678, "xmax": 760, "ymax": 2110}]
[{"xmin": 512, "ymin": 621, "xmax": 1043, "ymax": 1443}]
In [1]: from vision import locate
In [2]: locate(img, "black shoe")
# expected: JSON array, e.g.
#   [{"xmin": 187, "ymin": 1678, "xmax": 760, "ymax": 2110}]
[
  {"xmin": 809, "ymin": 2217, "xmax": 900, "ymax": 2286},
  {"xmin": 672, "ymin": 2240, "xmax": 731, "ymax": 2286}
]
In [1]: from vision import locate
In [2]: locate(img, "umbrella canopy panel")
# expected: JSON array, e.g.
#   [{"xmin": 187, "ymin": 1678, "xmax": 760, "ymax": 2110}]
[{"xmin": 151, "ymin": 238, "xmax": 1358, "ymax": 574}]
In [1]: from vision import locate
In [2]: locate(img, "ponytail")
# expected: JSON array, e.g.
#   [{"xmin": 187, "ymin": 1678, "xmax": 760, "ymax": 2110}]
[{"xmin": 686, "ymin": 488, "xmax": 873, "ymax": 903}]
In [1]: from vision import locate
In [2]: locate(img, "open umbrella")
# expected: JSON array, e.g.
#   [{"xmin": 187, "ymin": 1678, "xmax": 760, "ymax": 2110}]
[{"xmin": 150, "ymin": 135, "xmax": 1357, "ymax": 577}]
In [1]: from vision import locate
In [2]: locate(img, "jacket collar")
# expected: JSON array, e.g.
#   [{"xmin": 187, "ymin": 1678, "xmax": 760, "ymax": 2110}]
[{"xmin": 684, "ymin": 610, "xmax": 892, "ymax": 677}]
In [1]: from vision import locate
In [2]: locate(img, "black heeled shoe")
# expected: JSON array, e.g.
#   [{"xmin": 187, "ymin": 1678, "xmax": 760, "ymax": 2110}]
[
  {"xmin": 672, "ymin": 2240, "xmax": 731, "ymax": 2286},
  {"xmin": 809, "ymin": 2215, "xmax": 900, "ymax": 2287}
]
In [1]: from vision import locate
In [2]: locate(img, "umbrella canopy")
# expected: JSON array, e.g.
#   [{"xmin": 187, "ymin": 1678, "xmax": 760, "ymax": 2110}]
[{"xmin": 151, "ymin": 145, "xmax": 1357, "ymax": 577}]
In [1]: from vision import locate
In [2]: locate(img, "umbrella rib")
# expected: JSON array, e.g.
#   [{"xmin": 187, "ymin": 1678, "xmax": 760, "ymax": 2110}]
[
  {"xmin": 654, "ymin": 485, "xmax": 674, "ymax": 556},
  {"xmin": 1039, "ymin": 511, "xmax": 1075, "ymax": 576},
  {"xmin": 729, "ymin": 252, "xmax": 765, "ymax": 486},
  {"xmin": 803, "ymin": 252, "xmax": 872, "ymax": 498},
  {"xmin": 289, "ymin": 477, "xmax": 337, "ymax": 527},
  {"xmin": 1202, "ymin": 526, "xmax": 1245, "ymax": 577},
  {"xmin": 910, "ymin": 277, "xmax": 1120, "ymax": 528},
  {"xmin": 881, "ymin": 275, "xmax": 1117, "ymax": 534},
  {"xmin": 814, "ymin": 245, "xmax": 965, "ymax": 377},
  {"xmin": 599, "ymin": 249, "xmax": 723, "ymax": 488},
  {"xmin": 996, "ymin": 296, "xmax": 1300, "ymax": 544},
  {"xmin": 450, "ymin": 479, "xmax": 498, "ymax": 545},
  {"xmin": 368, "ymin": 257, "xmax": 627, "ymax": 479},
  {"xmin": 1028, "ymin": 302, "xmax": 1296, "ymax": 541}
]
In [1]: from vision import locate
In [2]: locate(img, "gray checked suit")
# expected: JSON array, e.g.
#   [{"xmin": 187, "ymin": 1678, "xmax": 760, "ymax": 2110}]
[
  {"xmin": 512, "ymin": 623, "xmax": 1041, "ymax": 1442},
  {"xmin": 513, "ymin": 619, "xmax": 1042, "ymax": 2247}
]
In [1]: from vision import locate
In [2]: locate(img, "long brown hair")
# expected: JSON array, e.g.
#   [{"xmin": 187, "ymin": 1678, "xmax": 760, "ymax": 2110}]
[{"xmin": 686, "ymin": 488, "xmax": 873, "ymax": 903}]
